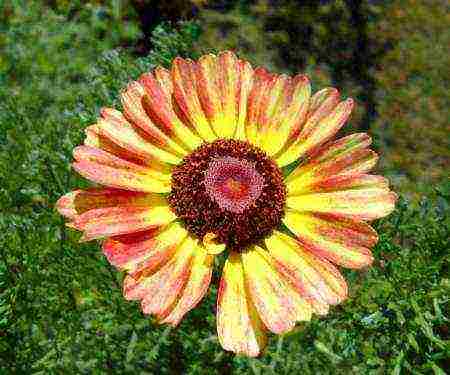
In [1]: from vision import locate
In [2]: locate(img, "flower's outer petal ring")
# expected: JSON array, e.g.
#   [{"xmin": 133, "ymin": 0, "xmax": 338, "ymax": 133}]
[
  {"xmin": 123, "ymin": 236, "xmax": 196, "ymax": 319},
  {"xmin": 283, "ymin": 210, "xmax": 376, "ymax": 269},
  {"xmin": 103, "ymin": 221, "xmax": 188, "ymax": 277},
  {"xmin": 70, "ymin": 200, "xmax": 176, "ymax": 242},
  {"xmin": 73, "ymin": 146, "xmax": 171, "ymax": 193},
  {"xmin": 277, "ymin": 97, "xmax": 353, "ymax": 167},
  {"xmin": 242, "ymin": 246, "xmax": 312, "ymax": 334},
  {"xmin": 286, "ymin": 176, "xmax": 397, "ymax": 221},
  {"xmin": 286, "ymin": 133, "xmax": 378, "ymax": 193},
  {"xmin": 265, "ymin": 231, "xmax": 348, "ymax": 315},
  {"xmin": 56, "ymin": 188, "xmax": 156, "ymax": 221},
  {"xmin": 217, "ymin": 252, "xmax": 267, "ymax": 357},
  {"xmin": 160, "ymin": 243, "xmax": 214, "ymax": 326}
]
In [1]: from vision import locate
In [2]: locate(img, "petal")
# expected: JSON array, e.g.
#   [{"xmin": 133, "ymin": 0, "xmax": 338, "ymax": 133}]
[
  {"xmin": 288, "ymin": 172, "xmax": 388, "ymax": 196},
  {"xmin": 73, "ymin": 146, "xmax": 171, "ymax": 193},
  {"xmin": 121, "ymin": 81, "xmax": 193, "ymax": 154},
  {"xmin": 138, "ymin": 72, "xmax": 203, "ymax": 152},
  {"xmin": 160, "ymin": 243, "xmax": 214, "ymax": 325},
  {"xmin": 286, "ymin": 133, "xmax": 378, "ymax": 193},
  {"xmin": 72, "ymin": 198, "xmax": 176, "ymax": 241},
  {"xmin": 123, "ymin": 235, "xmax": 196, "ymax": 319},
  {"xmin": 245, "ymin": 68, "xmax": 276, "ymax": 146},
  {"xmin": 103, "ymin": 221, "xmax": 188, "ymax": 276},
  {"xmin": 84, "ymin": 124, "xmax": 148, "ymax": 166},
  {"xmin": 171, "ymin": 57, "xmax": 218, "ymax": 141},
  {"xmin": 241, "ymin": 246, "xmax": 312, "ymax": 334},
  {"xmin": 216, "ymin": 51, "xmax": 240, "ymax": 138},
  {"xmin": 283, "ymin": 210, "xmax": 376, "ymax": 268},
  {"xmin": 277, "ymin": 96, "xmax": 353, "ymax": 167},
  {"xmin": 56, "ymin": 188, "xmax": 151, "ymax": 221},
  {"xmin": 235, "ymin": 59, "xmax": 254, "ymax": 140},
  {"xmin": 97, "ymin": 108, "xmax": 182, "ymax": 165},
  {"xmin": 260, "ymin": 74, "xmax": 311, "ymax": 155},
  {"xmin": 217, "ymin": 252, "xmax": 267, "ymax": 357},
  {"xmin": 286, "ymin": 175, "xmax": 397, "ymax": 220},
  {"xmin": 196, "ymin": 52, "xmax": 240, "ymax": 138},
  {"xmin": 265, "ymin": 231, "xmax": 348, "ymax": 315}
]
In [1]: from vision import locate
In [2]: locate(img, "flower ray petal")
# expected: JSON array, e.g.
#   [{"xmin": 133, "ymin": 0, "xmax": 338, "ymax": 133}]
[
  {"xmin": 160, "ymin": 243, "xmax": 214, "ymax": 326},
  {"xmin": 217, "ymin": 252, "xmax": 267, "ymax": 357},
  {"xmin": 265, "ymin": 231, "xmax": 348, "ymax": 314},
  {"xmin": 123, "ymin": 236, "xmax": 196, "ymax": 319},
  {"xmin": 103, "ymin": 222, "xmax": 188, "ymax": 276},
  {"xmin": 283, "ymin": 210, "xmax": 376, "ymax": 268},
  {"xmin": 73, "ymin": 146, "xmax": 171, "ymax": 193},
  {"xmin": 242, "ymin": 246, "xmax": 312, "ymax": 334}
]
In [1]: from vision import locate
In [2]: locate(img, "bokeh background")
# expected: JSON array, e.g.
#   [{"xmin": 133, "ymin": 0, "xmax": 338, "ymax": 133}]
[{"xmin": 1, "ymin": 0, "xmax": 448, "ymax": 373}]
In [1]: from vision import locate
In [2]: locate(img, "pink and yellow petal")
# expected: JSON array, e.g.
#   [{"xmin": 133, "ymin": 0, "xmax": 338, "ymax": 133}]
[
  {"xmin": 73, "ymin": 146, "xmax": 171, "ymax": 193},
  {"xmin": 171, "ymin": 57, "xmax": 218, "ymax": 142},
  {"xmin": 245, "ymin": 68, "xmax": 276, "ymax": 146},
  {"xmin": 283, "ymin": 210, "xmax": 376, "ymax": 268},
  {"xmin": 103, "ymin": 221, "xmax": 188, "ymax": 276},
  {"xmin": 277, "ymin": 96, "xmax": 353, "ymax": 167},
  {"xmin": 261, "ymin": 75, "xmax": 311, "ymax": 155},
  {"xmin": 121, "ymin": 81, "xmax": 193, "ymax": 154},
  {"xmin": 217, "ymin": 252, "xmax": 267, "ymax": 357},
  {"xmin": 56, "ymin": 188, "xmax": 150, "ymax": 221},
  {"xmin": 265, "ymin": 231, "xmax": 347, "ymax": 314},
  {"xmin": 71, "ymin": 198, "xmax": 175, "ymax": 241},
  {"xmin": 286, "ymin": 133, "xmax": 378, "ymax": 189},
  {"xmin": 241, "ymin": 246, "xmax": 311, "ymax": 334},
  {"xmin": 84, "ymin": 124, "xmax": 149, "ymax": 166},
  {"xmin": 286, "ymin": 179, "xmax": 397, "ymax": 220},
  {"xmin": 234, "ymin": 59, "xmax": 254, "ymax": 140},
  {"xmin": 196, "ymin": 52, "xmax": 240, "ymax": 138},
  {"xmin": 138, "ymin": 72, "xmax": 203, "ymax": 151},
  {"xmin": 160, "ymin": 243, "xmax": 214, "ymax": 325},
  {"xmin": 123, "ymin": 236, "xmax": 195, "ymax": 318},
  {"xmin": 97, "ymin": 108, "xmax": 182, "ymax": 165},
  {"xmin": 288, "ymin": 172, "xmax": 388, "ymax": 196}
]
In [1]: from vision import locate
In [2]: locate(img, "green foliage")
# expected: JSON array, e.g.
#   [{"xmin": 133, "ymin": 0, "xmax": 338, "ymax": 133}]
[{"xmin": 1, "ymin": 1, "xmax": 448, "ymax": 374}]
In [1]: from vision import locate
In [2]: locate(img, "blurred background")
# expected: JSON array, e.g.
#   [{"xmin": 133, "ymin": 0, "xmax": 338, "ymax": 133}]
[{"xmin": 1, "ymin": 1, "xmax": 448, "ymax": 373}]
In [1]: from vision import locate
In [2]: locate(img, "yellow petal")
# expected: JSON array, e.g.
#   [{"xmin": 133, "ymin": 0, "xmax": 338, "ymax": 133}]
[
  {"xmin": 286, "ymin": 133, "xmax": 378, "ymax": 193},
  {"xmin": 265, "ymin": 231, "xmax": 348, "ymax": 315},
  {"xmin": 73, "ymin": 146, "xmax": 171, "ymax": 193},
  {"xmin": 277, "ymin": 97, "xmax": 353, "ymax": 167},
  {"xmin": 171, "ymin": 57, "xmax": 218, "ymax": 142},
  {"xmin": 261, "ymin": 74, "xmax": 311, "ymax": 155},
  {"xmin": 283, "ymin": 210, "xmax": 376, "ymax": 268},
  {"xmin": 217, "ymin": 252, "xmax": 267, "ymax": 357},
  {"xmin": 98, "ymin": 108, "xmax": 182, "ymax": 165},
  {"xmin": 123, "ymin": 236, "xmax": 196, "ymax": 319},
  {"xmin": 160, "ymin": 243, "xmax": 214, "ymax": 325},
  {"xmin": 103, "ymin": 221, "xmax": 188, "ymax": 276},
  {"xmin": 242, "ymin": 246, "xmax": 312, "ymax": 334},
  {"xmin": 286, "ymin": 178, "xmax": 397, "ymax": 221},
  {"xmin": 235, "ymin": 59, "xmax": 254, "ymax": 141},
  {"xmin": 120, "ymin": 81, "xmax": 192, "ymax": 155}
]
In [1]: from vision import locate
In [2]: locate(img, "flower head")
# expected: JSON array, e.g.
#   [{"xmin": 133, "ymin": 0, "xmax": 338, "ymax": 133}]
[{"xmin": 57, "ymin": 51, "xmax": 397, "ymax": 357}]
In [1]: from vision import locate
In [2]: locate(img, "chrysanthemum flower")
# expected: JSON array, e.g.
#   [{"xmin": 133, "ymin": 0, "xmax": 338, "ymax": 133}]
[{"xmin": 57, "ymin": 51, "xmax": 397, "ymax": 357}]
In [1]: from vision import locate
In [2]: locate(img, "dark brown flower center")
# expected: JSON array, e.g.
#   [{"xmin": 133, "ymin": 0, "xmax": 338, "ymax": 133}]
[{"xmin": 168, "ymin": 139, "xmax": 286, "ymax": 252}]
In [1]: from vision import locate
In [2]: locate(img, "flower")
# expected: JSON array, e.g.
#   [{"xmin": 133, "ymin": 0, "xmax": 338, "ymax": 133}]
[{"xmin": 57, "ymin": 51, "xmax": 397, "ymax": 357}]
